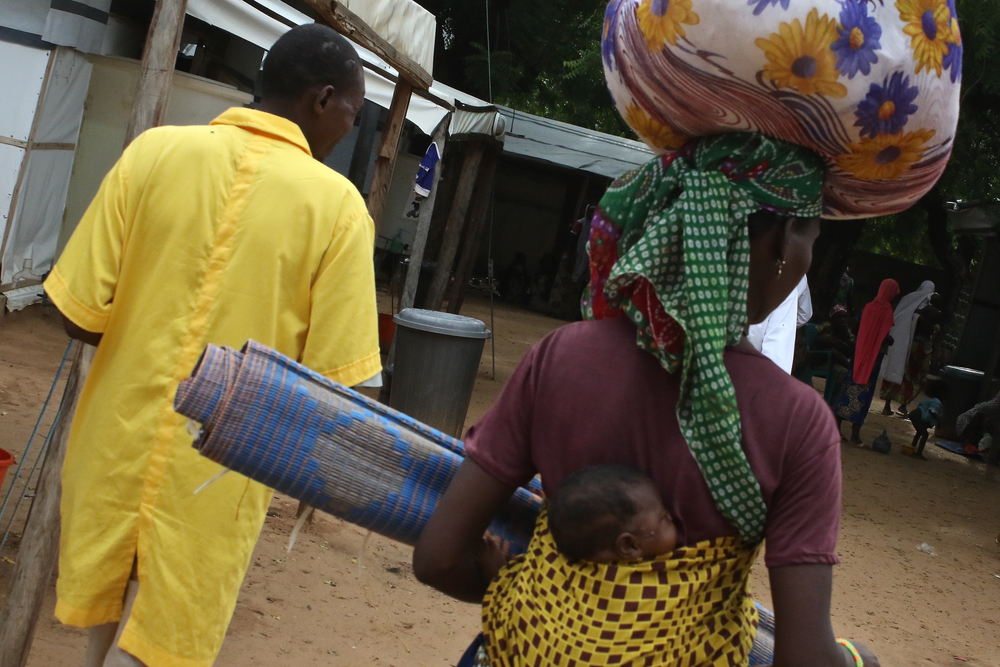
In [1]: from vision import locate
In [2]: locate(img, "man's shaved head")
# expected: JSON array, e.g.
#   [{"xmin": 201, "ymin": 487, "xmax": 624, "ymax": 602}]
[
  {"xmin": 258, "ymin": 24, "xmax": 366, "ymax": 160},
  {"xmin": 261, "ymin": 24, "xmax": 362, "ymax": 102}
]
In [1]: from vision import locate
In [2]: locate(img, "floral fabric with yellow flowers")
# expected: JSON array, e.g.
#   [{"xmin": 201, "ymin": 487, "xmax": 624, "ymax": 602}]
[{"xmin": 602, "ymin": 0, "xmax": 961, "ymax": 219}]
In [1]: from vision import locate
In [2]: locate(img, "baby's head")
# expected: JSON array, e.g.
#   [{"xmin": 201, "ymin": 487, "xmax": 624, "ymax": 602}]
[{"xmin": 548, "ymin": 465, "xmax": 677, "ymax": 563}]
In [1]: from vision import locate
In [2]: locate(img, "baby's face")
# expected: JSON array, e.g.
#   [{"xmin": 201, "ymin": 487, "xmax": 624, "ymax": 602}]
[{"xmin": 621, "ymin": 485, "xmax": 677, "ymax": 560}]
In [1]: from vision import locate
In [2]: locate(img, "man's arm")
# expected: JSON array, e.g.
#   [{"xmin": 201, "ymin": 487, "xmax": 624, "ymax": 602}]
[
  {"xmin": 769, "ymin": 564, "xmax": 879, "ymax": 667},
  {"xmin": 59, "ymin": 312, "xmax": 102, "ymax": 347},
  {"xmin": 413, "ymin": 458, "xmax": 516, "ymax": 603}
]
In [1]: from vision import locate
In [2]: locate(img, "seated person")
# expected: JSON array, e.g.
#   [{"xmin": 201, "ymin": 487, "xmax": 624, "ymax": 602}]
[{"xmin": 548, "ymin": 465, "xmax": 677, "ymax": 562}]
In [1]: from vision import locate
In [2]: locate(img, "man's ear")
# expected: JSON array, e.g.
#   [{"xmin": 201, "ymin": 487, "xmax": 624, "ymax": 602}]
[
  {"xmin": 313, "ymin": 84, "xmax": 336, "ymax": 114},
  {"xmin": 615, "ymin": 533, "xmax": 643, "ymax": 561}
]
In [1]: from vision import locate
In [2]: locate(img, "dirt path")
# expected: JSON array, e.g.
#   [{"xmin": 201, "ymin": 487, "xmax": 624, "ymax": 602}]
[{"xmin": 1, "ymin": 299, "xmax": 999, "ymax": 666}]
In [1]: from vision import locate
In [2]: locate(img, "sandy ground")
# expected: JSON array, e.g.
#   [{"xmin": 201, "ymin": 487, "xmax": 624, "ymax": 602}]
[{"xmin": 1, "ymin": 295, "xmax": 999, "ymax": 667}]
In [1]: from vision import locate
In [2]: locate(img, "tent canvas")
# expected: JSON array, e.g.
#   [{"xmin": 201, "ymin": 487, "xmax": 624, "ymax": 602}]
[{"xmin": 1, "ymin": 46, "xmax": 92, "ymax": 285}]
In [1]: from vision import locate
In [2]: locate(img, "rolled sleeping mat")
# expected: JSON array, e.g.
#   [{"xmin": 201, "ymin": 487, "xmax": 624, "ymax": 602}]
[
  {"xmin": 175, "ymin": 340, "xmax": 542, "ymax": 556},
  {"xmin": 603, "ymin": 0, "xmax": 962, "ymax": 218}
]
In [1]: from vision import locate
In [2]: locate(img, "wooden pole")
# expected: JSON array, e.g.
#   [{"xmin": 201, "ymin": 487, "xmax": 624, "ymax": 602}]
[
  {"xmin": 0, "ymin": 343, "xmax": 93, "ymax": 667},
  {"xmin": 446, "ymin": 145, "xmax": 499, "ymax": 314},
  {"xmin": 366, "ymin": 80, "xmax": 412, "ymax": 232},
  {"xmin": 124, "ymin": 0, "xmax": 189, "ymax": 146},
  {"xmin": 377, "ymin": 115, "xmax": 450, "ymax": 404},
  {"xmin": 346, "ymin": 100, "xmax": 379, "ymax": 193},
  {"xmin": 0, "ymin": 3, "xmax": 186, "ymax": 664},
  {"xmin": 398, "ymin": 116, "xmax": 450, "ymax": 314},
  {"xmin": 300, "ymin": 0, "xmax": 432, "ymax": 90},
  {"xmin": 424, "ymin": 141, "xmax": 485, "ymax": 312}
]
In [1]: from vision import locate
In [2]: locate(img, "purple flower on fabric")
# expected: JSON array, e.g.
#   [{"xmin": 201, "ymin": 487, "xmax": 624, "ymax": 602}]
[
  {"xmin": 748, "ymin": 0, "xmax": 790, "ymax": 16},
  {"xmin": 942, "ymin": 0, "xmax": 962, "ymax": 82},
  {"xmin": 831, "ymin": 0, "xmax": 882, "ymax": 78},
  {"xmin": 854, "ymin": 72, "xmax": 919, "ymax": 138},
  {"xmin": 602, "ymin": 0, "xmax": 622, "ymax": 68}
]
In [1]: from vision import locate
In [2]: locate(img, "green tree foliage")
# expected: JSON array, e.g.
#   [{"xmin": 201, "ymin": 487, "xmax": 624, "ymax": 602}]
[{"xmin": 416, "ymin": 0, "xmax": 629, "ymax": 135}]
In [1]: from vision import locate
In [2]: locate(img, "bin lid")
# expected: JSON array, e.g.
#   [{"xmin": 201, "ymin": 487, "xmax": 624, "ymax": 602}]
[
  {"xmin": 940, "ymin": 365, "xmax": 985, "ymax": 379},
  {"xmin": 394, "ymin": 308, "xmax": 492, "ymax": 339}
]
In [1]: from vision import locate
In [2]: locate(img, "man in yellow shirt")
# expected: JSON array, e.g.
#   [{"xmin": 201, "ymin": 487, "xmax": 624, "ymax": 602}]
[{"xmin": 44, "ymin": 25, "xmax": 380, "ymax": 667}]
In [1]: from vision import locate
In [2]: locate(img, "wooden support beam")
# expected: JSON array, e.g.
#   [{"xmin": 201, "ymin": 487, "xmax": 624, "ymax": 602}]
[
  {"xmin": 424, "ymin": 141, "xmax": 485, "ymax": 312},
  {"xmin": 0, "ymin": 343, "xmax": 94, "ymax": 667},
  {"xmin": 347, "ymin": 100, "xmax": 379, "ymax": 193},
  {"xmin": 378, "ymin": 115, "xmax": 451, "ymax": 404},
  {"xmin": 399, "ymin": 116, "xmax": 450, "ymax": 314},
  {"xmin": 366, "ymin": 80, "xmax": 412, "ymax": 232},
  {"xmin": 124, "ymin": 0, "xmax": 189, "ymax": 147},
  {"xmin": 302, "ymin": 0, "xmax": 432, "ymax": 90},
  {"xmin": 446, "ymin": 146, "xmax": 499, "ymax": 314},
  {"xmin": 0, "ymin": 2, "xmax": 187, "ymax": 663}
]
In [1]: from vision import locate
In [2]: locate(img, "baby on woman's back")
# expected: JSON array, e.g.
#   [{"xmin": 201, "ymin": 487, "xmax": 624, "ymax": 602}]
[{"xmin": 548, "ymin": 464, "xmax": 678, "ymax": 563}]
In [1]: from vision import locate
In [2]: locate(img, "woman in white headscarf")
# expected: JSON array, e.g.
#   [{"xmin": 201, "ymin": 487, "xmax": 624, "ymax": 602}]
[{"xmin": 880, "ymin": 281, "xmax": 937, "ymax": 414}]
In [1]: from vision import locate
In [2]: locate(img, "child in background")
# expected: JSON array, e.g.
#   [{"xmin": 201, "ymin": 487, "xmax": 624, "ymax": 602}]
[
  {"xmin": 907, "ymin": 380, "xmax": 947, "ymax": 461},
  {"xmin": 548, "ymin": 465, "xmax": 677, "ymax": 562}
]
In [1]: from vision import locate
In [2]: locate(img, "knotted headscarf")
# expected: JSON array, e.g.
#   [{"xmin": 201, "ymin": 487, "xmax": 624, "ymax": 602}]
[{"xmin": 583, "ymin": 132, "xmax": 824, "ymax": 542}]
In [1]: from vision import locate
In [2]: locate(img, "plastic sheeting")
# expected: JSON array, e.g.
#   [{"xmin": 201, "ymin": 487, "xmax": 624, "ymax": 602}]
[
  {"xmin": 339, "ymin": 0, "xmax": 435, "ymax": 74},
  {"xmin": 0, "ymin": 40, "xmax": 49, "ymax": 142},
  {"xmin": 0, "ymin": 40, "xmax": 49, "ymax": 277},
  {"xmin": 1, "ymin": 46, "xmax": 91, "ymax": 284},
  {"xmin": 42, "ymin": 0, "xmax": 112, "ymax": 54},
  {"xmin": 185, "ymin": 0, "xmax": 450, "ymax": 135},
  {"xmin": 498, "ymin": 107, "xmax": 653, "ymax": 179},
  {"xmin": 450, "ymin": 102, "xmax": 506, "ymax": 143}
]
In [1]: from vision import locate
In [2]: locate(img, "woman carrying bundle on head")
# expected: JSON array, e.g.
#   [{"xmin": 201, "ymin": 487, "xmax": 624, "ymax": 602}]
[{"xmin": 414, "ymin": 0, "xmax": 961, "ymax": 665}]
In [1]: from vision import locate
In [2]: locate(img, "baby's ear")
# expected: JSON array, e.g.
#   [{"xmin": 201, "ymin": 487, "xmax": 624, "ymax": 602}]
[{"xmin": 615, "ymin": 533, "xmax": 643, "ymax": 561}]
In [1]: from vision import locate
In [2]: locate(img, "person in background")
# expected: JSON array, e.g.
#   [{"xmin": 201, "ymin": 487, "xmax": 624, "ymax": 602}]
[
  {"xmin": 907, "ymin": 381, "xmax": 946, "ymax": 460},
  {"xmin": 45, "ymin": 25, "xmax": 379, "ymax": 667},
  {"xmin": 748, "ymin": 274, "xmax": 812, "ymax": 373},
  {"xmin": 880, "ymin": 291, "xmax": 941, "ymax": 416},
  {"xmin": 879, "ymin": 281, "xmax": 936, "ymax": 413},
  {"xmin": 498, "ymin": 253, "xmax": 529, "ymax": 305},
  {"xmin": 833, "ymin": 279, "xmax": 899, "ymax": 445},
  {"xmin": 833, "ymin": 269, "xmax": 855, "ymax": 317},
  {"xmin": 956, "ymin": 392, "xmax": 1000, "ymax": 455}
]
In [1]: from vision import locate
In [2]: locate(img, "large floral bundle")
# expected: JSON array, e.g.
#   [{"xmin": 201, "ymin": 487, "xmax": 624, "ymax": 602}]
[{"xmin": 602, "ymin": 0, "xmax": 961, "ymax": 218}]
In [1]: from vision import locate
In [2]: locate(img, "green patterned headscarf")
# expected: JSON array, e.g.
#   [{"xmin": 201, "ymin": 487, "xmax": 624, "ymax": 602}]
[{"xmin": 582, "ymin": 133, "xmax": 824, "ymax": 542}]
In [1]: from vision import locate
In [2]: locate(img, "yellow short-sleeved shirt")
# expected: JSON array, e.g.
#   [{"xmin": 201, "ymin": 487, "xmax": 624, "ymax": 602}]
[{"xmin": 44, "ymin": 108, "xmax": 380, "ymax": 667}]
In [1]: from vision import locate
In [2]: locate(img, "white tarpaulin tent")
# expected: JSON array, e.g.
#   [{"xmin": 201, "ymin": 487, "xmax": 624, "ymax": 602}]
[{"xmin": 0, "ymin": 43, "xmax": 91, "ymax": 286}]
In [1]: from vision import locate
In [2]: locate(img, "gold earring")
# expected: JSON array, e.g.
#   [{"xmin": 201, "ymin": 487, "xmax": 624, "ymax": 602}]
[{"xmin": 775, "ymin": 259, "xmax": 785, "ymax": 277}]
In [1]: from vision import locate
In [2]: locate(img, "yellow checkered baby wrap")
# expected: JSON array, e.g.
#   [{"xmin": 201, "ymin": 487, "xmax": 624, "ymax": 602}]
[{"xmin": 482, "ymin": 509, "xmax": 761, "ymax": 667}]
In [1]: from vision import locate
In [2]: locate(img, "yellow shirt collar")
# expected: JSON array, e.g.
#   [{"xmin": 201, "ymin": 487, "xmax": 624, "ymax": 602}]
[{"xmin": 210, "ymin": 107, "xmax": 313, "ymax": 157}]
